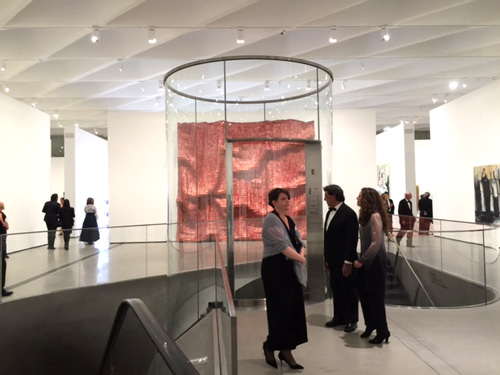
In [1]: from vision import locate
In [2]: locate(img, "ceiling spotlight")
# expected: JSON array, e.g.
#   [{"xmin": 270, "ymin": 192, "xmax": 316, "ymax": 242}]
[
  {"xmin": 91, "ymin": 27, "xmax": 100, "ymax": 43},
  {"xmin": 329, "ymin": 27, "xmax": 338, "ymax": 43},
  {"xmin": 0, "ymin": 62, "xmax": 5, "ymax": 72},
  {"xmin": 431, "ymin": 94, "xmax": 438, "ymax": 104},
  {"xmin": 462, "ymin": 82, "xmax": 467, "ymax": 88},
  {"xmin": 31, "ymin": 98, "xmax": 37, "ymax": 107},
  {"xmin": 264, "ymin": 80, "xmax": 270, "ymax": 91},
  {"xmin": 118, "ymin": 59, "xmax": 123, "ymax": 72},
  {"xmin": 449, "ymin": 81, "xmax": 459, "ymax": 90},
  {"xmin": 94, "ymin": 128, "xmax": 99, "ymax": 135},
  {"xmin": 383, "ymin": 127, "xmax": 391, "ymax": 132},
  {"xmin": 154, "ymin": 97, "xmax": 160, "ymax": 108},
  {"xmin": 148, "ymin": 27, "xmax": 157, "ymax": 44},
  {"xmin": 53, "ymin": 113, "xmax": 59, "ymax": 119},
  {"xmin": 381, "ymin": 26, "xmax": 390, "ymax": 42},
  {"xmin": 360, "ymin": 62, "xmax": 365, "ymax": 70},
  {"xmin": 2, "ymin": 85, "xmax": 9, "ymax": 93},
  {"xmin": 236, "ymin": 27, "xmax": 245, "ymax": 44},
  {"xmin": 340, "ymin": 81, "xmax": 346, "ymax": 90}
]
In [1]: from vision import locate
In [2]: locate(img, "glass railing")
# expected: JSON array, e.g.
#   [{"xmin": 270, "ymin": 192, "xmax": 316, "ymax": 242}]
[
  {"xmin": 0, "ymin": 221, "xmax": 237, "ymax": 374},
  {"xmin": 0, "ymin": 224, "xmax": 169, "ymax": 302},
  {"xmin": 164, "ymin": 220, "xmax": 237, "ymax": 375},
  {"xmin": 385, "ymin": 215, "xmax": 500, "ymax": 307},
  {"xmin": 99, "ymin": 298, "xmax": 199, "ymax": 375}
]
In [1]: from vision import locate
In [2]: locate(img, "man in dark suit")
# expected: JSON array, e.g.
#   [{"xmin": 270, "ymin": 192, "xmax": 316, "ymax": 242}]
[
  {"xmin": 42, "ymin": 193, "xmax": 60, "ymax": 250},
  {"xmin": 418, "ymin": 192, "xmax": 433, "ymax": 235},
  {"xmin": 323, "ymin": 184, "xmax": 359, "ymax": 333},
  {"xmin": 396, "ymin": 192, "xmax": 416, "ymax": 247}
]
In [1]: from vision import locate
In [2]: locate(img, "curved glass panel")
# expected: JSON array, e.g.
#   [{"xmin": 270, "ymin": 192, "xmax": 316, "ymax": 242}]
[{"xmin": 164, "ymin": 56, "xmax": 333, "ymax": 304}]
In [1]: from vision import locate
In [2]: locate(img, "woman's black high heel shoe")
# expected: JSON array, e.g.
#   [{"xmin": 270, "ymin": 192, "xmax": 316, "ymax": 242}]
[
  {"xmin": 278, "ymin": 351, "xmax": 304, "ymax": 370},
  {"xmin": 360, "ymin": 327, "xmax": 375, "ymax": 338},
  {"xmin": 263, "ymin": 343, "xmax": 277, "ymax": 368},
  {"xmin": 369, "ymin": 331, "xmax": 390, "ymax": 344}
]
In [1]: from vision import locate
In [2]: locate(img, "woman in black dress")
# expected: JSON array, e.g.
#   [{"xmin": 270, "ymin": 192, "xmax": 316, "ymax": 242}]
[
  {"xmin": 80, "ymin": 197, "xmax": 100, "ymax": 245},
  {"xmin": 261, "ymin": 188, "xmax": 307, "ymax": 369},
  {"xmin": 59, "ymin": 199, "xmax": 75, "ymax": 250},
  {"xmin": 354, "ymin": 188, "xmax": 390, "ymax": 344}
]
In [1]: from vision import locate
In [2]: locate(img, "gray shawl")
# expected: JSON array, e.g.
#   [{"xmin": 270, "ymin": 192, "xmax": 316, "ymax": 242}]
[{"xmin": 262, "ymin": 213, "xmax": 307, "ymax": 286}]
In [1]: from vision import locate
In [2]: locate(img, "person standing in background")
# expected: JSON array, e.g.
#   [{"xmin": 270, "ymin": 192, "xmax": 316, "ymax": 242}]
[
  {"xmin": 418, "ymin": 192, "xmax": 433, "ymax": 235},
  {"xmin": 323, "ymin": 184, "xmax": 359, "ymax": 333},
  {"xmin": 59, "ymin": 199, "xmax": 75, "ymax": 250},
  {"xmin": 58, "ymin": 197, "xmax": 65, "ymax": 236},
  {"xmin": 80, "ymin": 197, "xmax": 100, "ymax": 245},
  {"xmin": 42, "ymin": 194, "xmax": 60, "ymax": 250},
  {"xmin": 0, "ymin": 202, "xmax": 13, "ymax": 297},
  {"xmin": 381, "ymin": 192, "xmax": 395, "ymax": 240},
  {"xmin": 396, "ymin": 192, "xmax": 415, "ymax": 247}
]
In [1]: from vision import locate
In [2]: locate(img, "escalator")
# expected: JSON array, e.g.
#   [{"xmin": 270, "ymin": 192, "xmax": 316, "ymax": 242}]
[{"xmin": 99, "ymin": 298, "xmax": 199, "ymax": 375}]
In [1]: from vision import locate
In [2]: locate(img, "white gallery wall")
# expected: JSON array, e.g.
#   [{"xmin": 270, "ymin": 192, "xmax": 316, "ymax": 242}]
[
  {"xmin": 73, "ymin": 128, "xmax": 109, "ymax": 232},
  {"xmin": 0, "ymin": 93, "xmax": 50, "ymax": 251},
  {"xmin": 50, "ymin": 157, "xmax": 65, "ymax": 197},
  {"xmin": 108, "ymin": 112, "xmax": 167, "ymax": 242},
  {"xmin": 414, "ymin": 140, "xmax": 434, "ymax": 197},
  {"xmin": 331, "ymin": 110, "xmax": 377, "ymax": 210},
  {"xmin": 431, "ymin": 80, "xmax": 500, "ymax": 223},
  {"xmin": 376, "ymin": 124, "xmax": 418, "ymax": 211}
]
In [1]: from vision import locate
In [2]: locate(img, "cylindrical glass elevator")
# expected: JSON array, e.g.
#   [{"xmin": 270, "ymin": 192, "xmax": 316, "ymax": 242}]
[{"xmin": 164, "ymin": 56, "xmax": 333, "ymax": 304}]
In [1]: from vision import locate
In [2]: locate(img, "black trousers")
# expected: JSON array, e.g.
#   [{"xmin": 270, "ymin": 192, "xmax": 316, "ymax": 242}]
[
  {"xmin": 2, "ymin": 236, "xmax": 7, "ymax": 288},
  {"xmin": 63, "ymin": 230, "xmax": 71, "ymax": 246},
  {"xmin": 329, "ymin": 263, "xmax": 358, "ymax": 324},
  {"xmin": 357, "ymin": 268, "xmax": 388, "ymax": 334},
  {"xmin": 45, "ymin": 222, "xmax": 57, "ymax": 248}
]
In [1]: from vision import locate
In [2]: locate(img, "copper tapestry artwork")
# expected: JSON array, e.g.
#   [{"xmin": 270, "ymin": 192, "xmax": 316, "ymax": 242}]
[{"xmin": 177, "ymin": 120, "xmax": 314, "ymax": 241}]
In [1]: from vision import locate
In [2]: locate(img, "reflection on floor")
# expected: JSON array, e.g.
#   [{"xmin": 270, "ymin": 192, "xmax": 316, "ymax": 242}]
[{"xmin": 2, "ymin": 232, "xmax": 500, "ymax": 375}]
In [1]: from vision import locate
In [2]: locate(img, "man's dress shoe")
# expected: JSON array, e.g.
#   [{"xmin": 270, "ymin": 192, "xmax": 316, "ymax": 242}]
[
  {"xmin": 344, "ymin": 322, "xmax": 358, "ymax": 332},
  {"xmin": 325, "ymin": 318, "xmax": 345, "ymax": 327},
  {"xmin": 2, "ymin": 289, "xmax": 13, "ymax": 297}
]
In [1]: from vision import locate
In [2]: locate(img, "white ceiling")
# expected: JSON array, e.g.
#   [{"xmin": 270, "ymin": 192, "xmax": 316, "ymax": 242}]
[{"xmin": 1, "ymin": 0, "xmax": 500, "ymax": 137}]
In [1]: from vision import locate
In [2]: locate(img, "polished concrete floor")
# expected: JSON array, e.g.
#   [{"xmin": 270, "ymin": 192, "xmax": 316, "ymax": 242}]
[{"xmin": 2, "ymin": 231, "xmax": 500, "ymax": 375}]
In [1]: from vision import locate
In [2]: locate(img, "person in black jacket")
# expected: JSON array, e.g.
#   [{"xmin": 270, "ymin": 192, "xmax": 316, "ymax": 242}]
[
  {"xmin": 396, "ymin": 192, "xmax": 416, "ymax": 247},
  {"xmin": 42, "ymin": 193, "xmax": 60, "ymax": 250},
  {"xmin": 0, "ymin": 201, "xmax": 13, "ymax": 297},
  {"xmin": 323, "ymin": 184, "xmax": 359, "ymax": 333},
  {"xmin": 418, "ymin": 192, "xmax": 433, "ymax": 235},
  {"xmin": 59, "ymin": 199, "xmax": 75, "ymax": 250}
]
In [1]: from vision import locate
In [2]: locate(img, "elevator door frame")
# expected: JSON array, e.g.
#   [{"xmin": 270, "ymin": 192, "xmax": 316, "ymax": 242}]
[{"xmin": 226, "ymin": 139, "xmax": 325, "ymax": 303}]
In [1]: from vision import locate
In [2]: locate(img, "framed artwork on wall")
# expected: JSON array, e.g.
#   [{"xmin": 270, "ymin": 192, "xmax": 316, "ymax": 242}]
[{"xmin": 474, "ymin": 163, "xmax": 500, "ymax": 225}]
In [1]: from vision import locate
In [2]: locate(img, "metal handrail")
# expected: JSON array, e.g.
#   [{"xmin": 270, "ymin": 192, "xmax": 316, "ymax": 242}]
[
  {"xmin": 215, "ymin": 237, "xmax": 236, "ymax": 318},
  {"xmin": 387, "ymin": 233, "xmax": 436, "ymax": 307}
]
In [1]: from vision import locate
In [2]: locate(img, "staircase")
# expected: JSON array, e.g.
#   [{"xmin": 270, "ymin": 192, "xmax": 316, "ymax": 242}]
[{"xmin": 385, "ymin": 258, "xmax": 412, "ymax": 306}]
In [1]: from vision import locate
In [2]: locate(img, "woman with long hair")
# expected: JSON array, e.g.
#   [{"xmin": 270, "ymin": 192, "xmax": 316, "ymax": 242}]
[
  {"xmin": 59, "ymin": 199, "xmax": 75, "ymax": 250},
  {"xmin": 261, "ymin": 188, "xmax": 307, "ymax": 369},
  {"xmin": 354, "ymin": 187, "xmax": 390, "ymax": 344}
]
